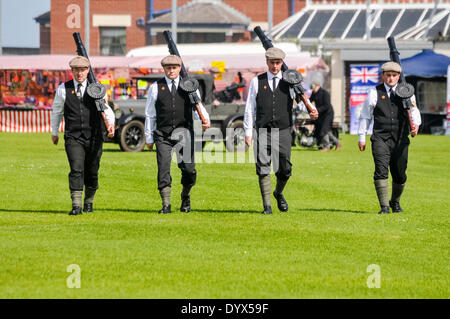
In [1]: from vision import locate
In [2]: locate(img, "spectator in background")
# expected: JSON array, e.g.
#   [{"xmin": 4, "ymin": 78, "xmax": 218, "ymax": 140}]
[{"xmin": 309, "ymin": 81, "xmax": 342, "ymax": 151}]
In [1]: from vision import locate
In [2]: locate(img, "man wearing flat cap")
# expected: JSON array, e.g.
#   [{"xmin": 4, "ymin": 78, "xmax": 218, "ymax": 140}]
[
  {"xmin": 358, "ymin": 61, "xmax": 421, "ymax": 214},
  {"xmin": 244, "ymin": 47, "xmax": 318, "ymax": 214},
  {"xmin": 51, "ymin": 56, "xmax": 115, "ymax": 215},
  {"xmin": 145, "ymin": 55, "xmax": 210, "ymax": 214}
]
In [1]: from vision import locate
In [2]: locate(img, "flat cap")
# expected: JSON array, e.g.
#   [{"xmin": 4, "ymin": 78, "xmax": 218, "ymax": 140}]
[
  {"xmin": 381, "ymin": 61, "xmax": 402, "ymax": 73},
  {"xmin": 69, "ymin": 56, "xmax": 90, "ymax": 68},
  {"xmin": 161, "ymin": 55, "xmax": 182, "ymax": 66},
  {"xmin": 265, "ymin": 47, "xmax": 286, "ymax": 60}
]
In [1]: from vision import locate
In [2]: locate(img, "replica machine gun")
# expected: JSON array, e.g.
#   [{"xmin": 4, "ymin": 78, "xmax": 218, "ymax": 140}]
[
  {"xmin": 163, "ymin": 30, "xmax": 208, "ymax": 126},
  {"xmin": 253, "ymin": 26, "xmax": 317, "ymax": 117},
  {"xmin": 387, "ymin": 36, "xmax": 416, "ymax": 136},
  {"xmin": 213, "ymin": 72, "xmax": 245, "ymax": 103},
  {"xmin": 72, "ymin": 32, "xmax": 111, "ymax": 134}
]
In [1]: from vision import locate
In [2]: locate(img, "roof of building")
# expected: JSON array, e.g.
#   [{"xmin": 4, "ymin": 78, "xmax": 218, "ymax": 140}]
[
  {"xmin": 272, "ymin": 0, "xmax": 450, "ymax": 43},
  {"xmin": 34, "ymin": 11, "xmax": 50, "ymax": 24},
  {"xmin": 147, "ymin": 0, "xmax": 251, "ymax": 29}
]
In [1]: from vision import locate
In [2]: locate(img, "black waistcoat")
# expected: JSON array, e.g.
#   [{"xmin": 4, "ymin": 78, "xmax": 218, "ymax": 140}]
[
  {"xmin": 255, "ymin": 73, "xmax": 293, "ymax": 130},
  {"xmin": 155, "ymin": 79, "xmax": 193, "ymax": 134},
  {"xmin": 373, "ymin": 84, "xmax": 408, "ymax": 141},
  {"xmin": 63, "ymin": 80, "xmax": 101, "ymax": 139}
]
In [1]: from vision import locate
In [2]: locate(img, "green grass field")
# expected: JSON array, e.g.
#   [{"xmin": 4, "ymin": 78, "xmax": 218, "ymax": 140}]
[{"xmin": 0, "ymin": 132, "xmax": 448, "ymax": 298}]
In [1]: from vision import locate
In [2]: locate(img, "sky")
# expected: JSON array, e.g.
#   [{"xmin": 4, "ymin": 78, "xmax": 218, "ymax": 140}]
[{"xmin": 1, "ymin": 0, "xmax": 50, "ymax": 48}]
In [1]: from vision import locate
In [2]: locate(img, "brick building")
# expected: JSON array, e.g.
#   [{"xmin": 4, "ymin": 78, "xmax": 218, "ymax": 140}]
[
  {"xmin": 34, "ymin": 11, "xmax": 51, "ymax": 54},
  {"xmin": 47, "ymin": 0, "xmax": 306, "ymax": 55},
  {"xmin": 50, "ymin": 0, "xmax": 148, "ymax": 56}
]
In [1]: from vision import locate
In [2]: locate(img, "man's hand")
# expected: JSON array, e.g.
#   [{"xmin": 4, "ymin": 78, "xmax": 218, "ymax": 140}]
[
  {"xmin": 309, "ymin": 109, "xmax": 319, "ymax": 120},
  {"xmin": 410, "ymin": 124, "xmax": 419, "ymax": 137},
  {"xmin": 245, "ymin": 136, "xmax": 252, "ymax": 147},
  {"xmin": 107, "ymin": 125, "xmax": 115, "ymax": 138},
  {"xmin": 358, "ymin": 141, "xmax": 366, "ymax": 151},
  {"xmin": 147, "ymin": 143, "xmax": 154, "ymax": 150},
  {"xmin": 51, "ymin": 135, "xmax": 59, "ymax": 145},
  {"xmin": 202, "ymin": 119, "xmax": 211, "ymax": 131}
]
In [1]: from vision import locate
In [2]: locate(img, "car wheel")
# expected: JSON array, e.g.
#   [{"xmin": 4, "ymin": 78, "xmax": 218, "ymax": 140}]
[
  {"xmin": 225, "ymin": 119, "xmax": 248, "ymax": 152},
  {"xmin": 119, "ymin": 120, "xmax": 146, "ymax": 152}
]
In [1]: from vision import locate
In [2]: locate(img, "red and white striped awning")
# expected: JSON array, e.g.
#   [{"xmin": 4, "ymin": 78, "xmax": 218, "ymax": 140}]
[{"xmin": 0, "ymin": 109, "xmax": 64, "ymax": 133}]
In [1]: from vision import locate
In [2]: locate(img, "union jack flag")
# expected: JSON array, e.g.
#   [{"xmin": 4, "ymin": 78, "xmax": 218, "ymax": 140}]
[{"xmin": 350, "ymin": 66, "xmax": 379, "ymax": 84}]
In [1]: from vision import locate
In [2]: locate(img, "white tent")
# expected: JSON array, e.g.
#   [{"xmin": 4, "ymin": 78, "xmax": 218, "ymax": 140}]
[{"xmin": 126, "ymin": 42, "xmax": 329, "ymax": 72}]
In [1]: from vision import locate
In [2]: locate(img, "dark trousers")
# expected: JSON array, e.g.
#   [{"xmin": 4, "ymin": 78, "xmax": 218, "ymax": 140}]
[
  {"xmin": 64, "ymin": 135, "xmax": 103, "ymax": 191},
  {"xmin": 371, "ymin": 134, "xmax": 409, "ymax": 184},
  {"xmin": 154, "ymin": 128, "xmax": 196, "ymax": 190},
  {"xmin": 253, "ymin": 127, "xmax": 292, "ymax": 181}
]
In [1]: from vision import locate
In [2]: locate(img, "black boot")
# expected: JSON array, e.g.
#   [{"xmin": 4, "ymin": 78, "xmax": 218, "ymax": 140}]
[
  {"xmin": 69, "ymin": 206, "xmax": 82, "ymax": 215},
  {"xmin": 390, "ymin": 183, "xmax": 405, "ymax": 213},
  {"xmin": 389, "ymin": 200, "xmax": 403, "ymax": 213},
  {"xmin": 158, "ymin": 205, "xmax": 172, "ymax": 214},
  {"xmin": 180, "ymin": 196, "xmax": 191, "ymax": 213},
  {"xmin": 273, "ymin": 178, "xmax": 288, "ymax": 212},
  {"xmin": 83, "ymin": 203, "xmax": 94, "ymax": 213},
  {"xmin": 377, "ymin": 206, "xmax": 390, "ymax": 214},
  {"xmin": 261, "ymin": 206, "xmax": 273, "ymax": 215},
  {"xmin": 273, "ymin": 191, "xmax": 288, "ymax": 212},
  {"xmin": 180, "ymin": 185, "xmax": 192, "ymax": 213}
]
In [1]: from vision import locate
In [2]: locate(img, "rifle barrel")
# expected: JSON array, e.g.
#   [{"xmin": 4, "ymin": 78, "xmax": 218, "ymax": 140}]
[
  {"xmin": 386, "ymin": 36, "xmax": 415, "ymax": 136},
  {"xmin": 162, "ymin": 30, "xmax": 207, "ymax": 125},
  {"xmin": 163, "ymin": 31, "xmax": 189, "ymax": 77},
  {"xmin": 72, "ymin": 32, "xmax": 97, "ymax": 84},
  {"xmin": 254, "ymin": 27, "xmax": 289, "ymax": 71},
  {"xmin": 253, "ymin": 26, "xmax": 315, "ymax": 114}
]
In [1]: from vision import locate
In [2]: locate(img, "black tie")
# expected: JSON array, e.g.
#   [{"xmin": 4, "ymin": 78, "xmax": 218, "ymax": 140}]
[
  {"xmin": 171, "ymin": 80, "xmax": 176, "ymax": 96},
  {"xmin": 272, "ymin": 77, "xmax": 277, "ymax": 92},
  {"xmin": 77, "ymin": 83, "xmax": 83, "ymax": 101},
  {"xmin": 389, "ymin": 88, "xmax": 394, "ymax": 101}
]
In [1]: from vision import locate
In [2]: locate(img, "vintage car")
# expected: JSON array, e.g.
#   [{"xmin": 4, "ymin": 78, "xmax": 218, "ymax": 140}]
[{"xmin": 107, "ymin": 73, "xmax": 247, "ymax": 152}]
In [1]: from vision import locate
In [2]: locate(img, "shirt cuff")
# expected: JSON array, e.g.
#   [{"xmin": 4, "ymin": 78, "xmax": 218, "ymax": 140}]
[
  {"xmin": 358, "ymin": 134, "xmax": 366, "ymax": 143},
  {"xmin": 245, "ymin": 128, "xmax": 253, "ymax": 137}
]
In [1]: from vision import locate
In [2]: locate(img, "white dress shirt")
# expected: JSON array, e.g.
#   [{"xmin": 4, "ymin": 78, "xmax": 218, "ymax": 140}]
[
  {"xmin": 244, "ymin": 71, "xmax": 314, "ymax": 137},
  {"xmin": 51, "ymin": 79, "xmax": 115, "ymax": 137},
  {"xmin": 144, "ymin": 75, "xmax": 210, "ymax": 144},
  {"xmin": 358, "ymin": 82, "xmax": 422, "ymax": 143}
]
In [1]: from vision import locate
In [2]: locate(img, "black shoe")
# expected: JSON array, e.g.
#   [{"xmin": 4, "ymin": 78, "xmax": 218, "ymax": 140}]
[
  {"xmin": 377, "ymin": 206, "xmax": 390, "ymax": 214},
  {"xmin": 69, "ymin": 207, "xmax": 82, "ymax": 215},
  {"xmin": 261, "ymin": 206, "xmax": 272, "ymax": 214},
  {"xmin": 389, "ymin": 200, "xmax": 403, "ymax": 213},
  {"xmin": 83, "ymin": 203, "xmax": 94, "ymax": 213},
  {"xmin": 180, "ymin": 196, "xmax": 191, "ymax": 213},
  {"xmin": 158, "ymin": 205, "xmax": 171, "ymax": 214},
  {"xmin": 273, "ymin": 191, "xmax": 288, "ymax": 212}
]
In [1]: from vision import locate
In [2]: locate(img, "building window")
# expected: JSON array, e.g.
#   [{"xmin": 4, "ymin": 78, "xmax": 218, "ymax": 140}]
[{"xmin": 100, "ymin": 27, "xmax": 126, "ymax": 56}]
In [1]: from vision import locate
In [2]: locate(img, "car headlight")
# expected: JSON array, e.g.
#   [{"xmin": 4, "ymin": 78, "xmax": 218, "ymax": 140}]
[{"xmin": 114, "ymin": 108, "xmax": 123, "ymax": 120}]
